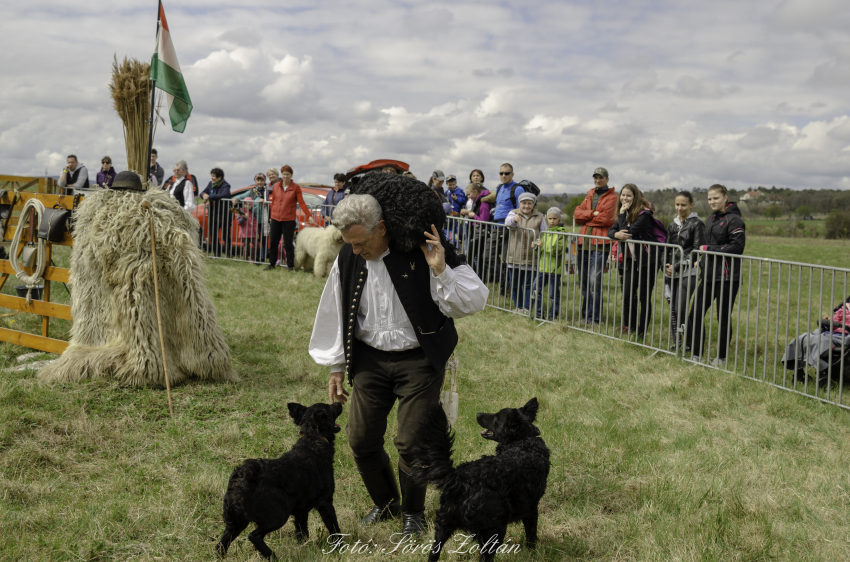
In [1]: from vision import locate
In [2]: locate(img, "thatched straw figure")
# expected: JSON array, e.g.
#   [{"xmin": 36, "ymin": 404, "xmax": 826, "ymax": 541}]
[
  {"xmin": 39, "ymin": 187, "xmax": 238, "ymax": 387},
  {"xmin": 109, "ymin": 55, "xmax": 152, "ymax": 174}
]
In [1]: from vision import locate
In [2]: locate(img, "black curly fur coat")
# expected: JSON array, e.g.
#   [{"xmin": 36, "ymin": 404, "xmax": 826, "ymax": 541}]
[{"xmin": 351, "ymin": 172, "xmax": 462, "ymax": 267}]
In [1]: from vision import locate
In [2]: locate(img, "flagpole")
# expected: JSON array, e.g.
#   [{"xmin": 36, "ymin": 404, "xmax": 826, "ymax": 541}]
[{"xmin": 146, "ymin": 0, "xmax": 161, "ymax": 184}]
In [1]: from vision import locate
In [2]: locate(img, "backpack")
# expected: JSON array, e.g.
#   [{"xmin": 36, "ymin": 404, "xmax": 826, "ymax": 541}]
[
  {"xmin": 499, "ymin": 179, "xmax": 542, "ymax": 208},
  {"xmin": 638, "ymin": 208, "xmax": 667, "ymax": 243}
]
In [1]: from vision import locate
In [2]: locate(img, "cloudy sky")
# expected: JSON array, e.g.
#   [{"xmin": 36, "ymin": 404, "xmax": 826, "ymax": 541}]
[{"xmin": 3, "ymin": 0, "xmax": 850, "ymax": 193}]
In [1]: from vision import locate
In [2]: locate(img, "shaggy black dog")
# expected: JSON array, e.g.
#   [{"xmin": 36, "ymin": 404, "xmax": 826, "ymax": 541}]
[
  {"xmin": 349, "ymin": 172, "xmax": 462, "ymax": 267},
  {"xmin": 412, "ymin": 398, "xmax": 550, "ymax": 562},
  {"xmin": 216, "ymin": 402, "xmax": 343, "ymax": 560}
]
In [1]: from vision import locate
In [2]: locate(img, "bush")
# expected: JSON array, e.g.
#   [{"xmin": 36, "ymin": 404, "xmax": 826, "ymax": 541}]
[
  {"xmin": 825, "ymin": 209, "xmax": 850, "ymax": 239},
  {"xmin": 763, "ymin": 205, "xmax": 783, "ymax": 220},
  {"xmin": 563, "ymin": 195, "xmax": 586, "ymax": 220}
]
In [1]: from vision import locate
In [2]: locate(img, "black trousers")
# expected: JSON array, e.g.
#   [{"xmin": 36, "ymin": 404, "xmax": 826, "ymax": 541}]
[
  {"xmin": 268, "ymin": 219, "xmax": 296, "ymax": 268},
  {"xmin": 347, "ymin": 341, "xmax": 444, "ymax": 474},
  {"xmin": 685, "ymin": 277, "xmax": 741, "ymax": 359},
  {"xmin": 210, "ymin": 204, "xmax": 232, "ymax": 257},
  {"xmin": 622, "ymin": 254, "xmax": 660, "ymax": 335}
]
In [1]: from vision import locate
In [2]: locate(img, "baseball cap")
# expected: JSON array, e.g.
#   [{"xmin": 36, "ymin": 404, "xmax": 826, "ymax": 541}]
[
  {"xmin": 592, "ymin": 167, "xmax": 609, "ymax": 178},
  {"xmin": 446, "ymin": 174, "xmax": 457, "ymax": 182},
  {"xmin": 432, "ymin": 170, "xmax": 446, "ymax": 181}
]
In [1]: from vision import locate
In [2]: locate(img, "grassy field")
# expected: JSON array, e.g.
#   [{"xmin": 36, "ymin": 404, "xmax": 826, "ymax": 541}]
[{"xmin": 2, "ymin": 250, "xmax": 850, "ymax": 561}]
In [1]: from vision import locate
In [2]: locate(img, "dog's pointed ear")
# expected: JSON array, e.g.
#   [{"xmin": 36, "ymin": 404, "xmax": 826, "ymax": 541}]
[
  {"xmin": 287, "ymin": 402, "xmax": 306, "ymax": 424},
  {"xmin": 520, "ymin": 397, "xmax": 539, "ymax": 422}
]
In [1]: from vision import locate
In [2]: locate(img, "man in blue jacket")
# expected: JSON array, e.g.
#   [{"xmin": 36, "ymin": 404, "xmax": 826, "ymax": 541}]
[
  {"xmin": 444, "ymin": 175, "xmax": 467, "ymax": 214},
  {"xmin": 322, "ymin": 173, "xmax": 347, "ymax": 219},
  {"xmin": 201, "ymin": 167, "xmax": 232, "ymax": 257},
  {"xmin": 488, "ymin": 163, "xmax": 525, "ymax": 296}
]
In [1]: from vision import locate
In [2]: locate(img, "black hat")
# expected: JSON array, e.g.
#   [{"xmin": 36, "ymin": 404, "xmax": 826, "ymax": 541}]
[{"xmin": 111, "ymin": 171, "xmax": 145, "ymax": 191}]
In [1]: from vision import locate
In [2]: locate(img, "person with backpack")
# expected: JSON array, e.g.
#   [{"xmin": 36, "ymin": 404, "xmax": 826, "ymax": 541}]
[
  {"xmin": 664, "ymin": 191, "xmax": 705, "ymax": 350},
  {"xmin": 608, "ymin": 183, "xmax": 664, "ymax": 338},
  {"xmin": 684, "ymin": 184, "xmax": 746, "ymax": 367},
  {"xmin": 573, "ymin": 167, "xmax": 618, "ymax": 325}
]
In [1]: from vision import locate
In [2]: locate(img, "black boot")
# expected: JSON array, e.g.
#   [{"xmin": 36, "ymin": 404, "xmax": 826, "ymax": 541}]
[
  {"xmin": 399, "ymin": 464, "xmax": 427, "ymax": 536},
  {"xmin": 359, "ymin": 459, "xmax": 401, "ymax": 526}
]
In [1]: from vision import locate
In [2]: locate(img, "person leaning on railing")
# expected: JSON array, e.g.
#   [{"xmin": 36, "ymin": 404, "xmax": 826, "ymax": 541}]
[
  {"xmin": 232, "ymin": 172, "xmax": 270, "ymax": 263},
  {"xmin": 505, "ymin": 192, "xmax": 546, "ymax": 313},
  {"xmin": 201, "ymin": 168, "xmax": 232, "ymax": 258},
  {"xmin": 684, "ymin": 184, "xmax": 746, "ymax": 367},
  {"xmin": 573, "ymin": 167, "xmax": 617, "ymax": 325},
  {"xmin": 608, "ymin": 184, "xmax": 662, "ymax": 338},
  {"xmin": 663, "ymin": 191, "xmax": 705, "ymax": 350},
  {"xmin": 323, "ymin": 173, "xmax": 347, "ymax": 219}
]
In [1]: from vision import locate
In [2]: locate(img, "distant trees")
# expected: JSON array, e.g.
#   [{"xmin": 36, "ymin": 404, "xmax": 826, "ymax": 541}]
[
  {"xmin": 825, "ymin": 210, "xmax": 850, "ymax": 240},
  {"xmin": 763, "ymin": 205, "xmax": 783, "ymax": 220},
  {"xmin": 794, "ymin": 205, "xmax": 812, "ymax": 218}
]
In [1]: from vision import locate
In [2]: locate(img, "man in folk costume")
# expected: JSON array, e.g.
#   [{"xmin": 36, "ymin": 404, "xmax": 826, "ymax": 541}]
[{"xmin": 309, "ymin": 173, "xmax": 488, "ymax": 535}]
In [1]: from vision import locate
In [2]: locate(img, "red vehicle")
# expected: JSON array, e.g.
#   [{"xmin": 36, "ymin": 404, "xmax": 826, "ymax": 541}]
[
  {"xmin": 344, "ymin": 159, "xmax": 409, "ymax": 185},
  {"xmin": 193, "ymin": 183, "xmax": 332, "ymax": 254}
]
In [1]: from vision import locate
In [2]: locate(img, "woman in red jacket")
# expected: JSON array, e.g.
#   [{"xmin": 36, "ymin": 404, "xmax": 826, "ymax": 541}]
[{"xmin": 265, "ymin": 164, "xmax": 314, "ymax": 270}]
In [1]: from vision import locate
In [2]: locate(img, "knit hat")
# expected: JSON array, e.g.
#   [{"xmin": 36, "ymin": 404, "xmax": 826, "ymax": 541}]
[
  {"xmin": 517, "ymin": 192, "xmax": 537, "ymax": 204},
  {"xmin": 547, "ymin": 207, "xmax": 562, "ymax": 219}
]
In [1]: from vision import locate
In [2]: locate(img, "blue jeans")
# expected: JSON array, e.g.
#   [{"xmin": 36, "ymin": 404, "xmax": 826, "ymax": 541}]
[
  {"xmin": 535, "ymin": 272, "xmax": 562, "ymax": 319},
  {"xmin": 508, "ymin": 268, "xmax": 533, "ymax": 310},
  {"xmin": 578, "ymin": 250, "xmax": 605, "ymax": 323}
]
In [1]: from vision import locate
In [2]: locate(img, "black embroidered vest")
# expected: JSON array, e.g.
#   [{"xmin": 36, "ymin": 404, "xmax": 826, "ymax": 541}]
[
  {"xmin": 337, "ymin": 244, "xmax": 458, "ymax": 383},
  {"xmin": 172, "ymin": 179, "xmax": 187, "ymax": 208}
]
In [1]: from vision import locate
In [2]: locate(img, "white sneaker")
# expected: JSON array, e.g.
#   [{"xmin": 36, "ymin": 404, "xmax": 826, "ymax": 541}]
[
  {"xmin": 691, "ymin": 355, "xmax": 701, "ymax": 363},
  {"xmin": 710, "ymin": 358, "xmax": 727, "ymax": 369}
]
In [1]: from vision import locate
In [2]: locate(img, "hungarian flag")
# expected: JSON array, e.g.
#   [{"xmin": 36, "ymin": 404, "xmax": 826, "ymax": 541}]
[{"xmin": 150, "ymin": 1, "xmax": 192, "ymax": 133}]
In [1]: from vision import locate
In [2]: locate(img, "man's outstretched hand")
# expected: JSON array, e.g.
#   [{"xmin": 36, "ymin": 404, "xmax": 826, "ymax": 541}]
[
  {"xmin": 328, "ymin": 371, "xmax": 349, "ymax": 405},
  {"xmin": 420, "ymin": 224, "xmax": 446, "ymax": 276}
]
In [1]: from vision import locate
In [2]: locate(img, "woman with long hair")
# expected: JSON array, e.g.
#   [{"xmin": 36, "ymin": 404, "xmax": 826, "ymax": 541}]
[
  {"xmin": 664, "ymin": 191, "xmax": 705, "ymax": 349},
  {"xmin": 685, "ymin": 184, "xmax": 746, "ymax": 367},
  {"xmin": 608, "ymin": 184, "xmax": 662, "ymax": 337}
]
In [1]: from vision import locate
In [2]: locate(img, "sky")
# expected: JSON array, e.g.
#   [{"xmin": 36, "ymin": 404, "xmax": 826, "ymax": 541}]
[{"xmin": 2, "ymin": 0, "xmax": 850, "ymax": 193}]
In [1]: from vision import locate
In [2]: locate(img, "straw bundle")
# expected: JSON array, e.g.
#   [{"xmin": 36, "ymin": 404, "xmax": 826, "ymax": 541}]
[{"xmin": 109, "ymin": 55, "xmax": 151, "ymax": 177}]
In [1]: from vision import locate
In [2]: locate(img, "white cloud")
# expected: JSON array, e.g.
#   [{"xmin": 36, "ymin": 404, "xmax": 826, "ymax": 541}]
[{"xmin": 1, "ymin": 0, "xmax": 849, "ymax": 193}]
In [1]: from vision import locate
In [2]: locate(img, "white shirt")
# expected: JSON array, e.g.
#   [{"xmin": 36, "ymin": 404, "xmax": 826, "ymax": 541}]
[
  {"xmin": 309, "ymin": 248, "xmax": 489, "ymax": 373},
  {"xmin": 170, "ymin": 177, "xmax": 196, "ymax": 211}
]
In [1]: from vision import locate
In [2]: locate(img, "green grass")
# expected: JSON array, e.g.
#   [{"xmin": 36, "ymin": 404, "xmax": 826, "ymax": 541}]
[{"xmin": 2, "ymin": 257, "xmax": 850, "ymax": 560}]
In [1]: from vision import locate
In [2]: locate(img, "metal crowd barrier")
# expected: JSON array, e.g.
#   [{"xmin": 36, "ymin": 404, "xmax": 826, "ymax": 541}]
[
  {"xmin": 445, "ymin": 215, "xmax": 850, "ymax": 410},
  {"xmin": 687, "ymin": 250, "xmax": 850, "ymax": 409},
  {"xmin": 199, "ymin": 198, "xmax": 331, "ymax": 265}
]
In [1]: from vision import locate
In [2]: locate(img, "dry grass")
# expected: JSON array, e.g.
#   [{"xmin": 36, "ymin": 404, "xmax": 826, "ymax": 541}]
[
  {"xmin": 109, "ymin": 55, "xmax": 151, "ymax": 176},
  {"xmin": 1, "ymin": 257, "xmax": 850, "ymax": 560}
]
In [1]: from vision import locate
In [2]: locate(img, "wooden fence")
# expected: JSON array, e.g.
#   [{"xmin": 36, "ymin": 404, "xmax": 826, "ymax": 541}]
[{"xmin": 0, "ymin": 178, "xmax": 76, "ymax": 354}]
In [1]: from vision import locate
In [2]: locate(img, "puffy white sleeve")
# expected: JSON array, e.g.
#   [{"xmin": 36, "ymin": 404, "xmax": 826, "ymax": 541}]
[
  {"xmin": 429, "ymin": 263, "xmax": 489, "ymax": 319},
  {"xmin": 505, "ymin": 210, "xmax": 517, "ymax": 226},
  {"xmin": 308, "ymin": 257, "xmax": 346, "ymax": 372},
  {"xmin": 183, "ymin": 181, "xmax": 196, "ymax": 211}
]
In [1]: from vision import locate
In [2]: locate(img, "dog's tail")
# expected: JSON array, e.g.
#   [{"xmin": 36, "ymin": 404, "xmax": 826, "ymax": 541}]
[{"xmin": 411, "ymin": 406, "xmax": 455, "ymax": 489}]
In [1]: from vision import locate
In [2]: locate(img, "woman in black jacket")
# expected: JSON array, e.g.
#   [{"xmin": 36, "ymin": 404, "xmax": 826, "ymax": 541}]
[
  {"xmin": 685, "ymin": 184, "xmax": 746, "ymax": 366},
  {"xmin": 608, "ymin": 184, "xmax": 663, "ymax": 338},
  {"xmin": 664, "ymin": 191, "xmax": 705, "ymax": 349}
]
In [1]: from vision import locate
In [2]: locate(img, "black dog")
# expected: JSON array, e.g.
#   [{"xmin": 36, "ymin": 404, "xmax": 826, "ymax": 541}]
[
  {"xmin": 216, "ymin": 402, "xmax": 343, "ymax": 560},
  {"xmin": 413, "ymin": 398, "xmax": 550, "ymax": 562}
]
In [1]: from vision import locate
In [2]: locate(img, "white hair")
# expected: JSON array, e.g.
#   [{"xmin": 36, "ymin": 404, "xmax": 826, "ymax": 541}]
[
  {"xmin": 174, "ymin": 160, "xmax": 188, "ymax": 172},
  {"xmin": 332, "ymin": 194, "xmax": 382, "ymax": 233}
]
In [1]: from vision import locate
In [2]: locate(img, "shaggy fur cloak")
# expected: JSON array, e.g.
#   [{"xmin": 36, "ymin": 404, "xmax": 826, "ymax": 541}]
[
  {"xmin": 39, "ymin": 189, "xmax": 238, "ymax": 387},
  {"xmin": 349, "ymin": 172, "xmax": 461, "ymax": 267}
]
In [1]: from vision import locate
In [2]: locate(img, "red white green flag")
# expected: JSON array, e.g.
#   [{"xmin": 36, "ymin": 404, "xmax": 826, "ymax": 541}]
[{"xmin": 150, "ymin": 1, "xmax": 192, "ymax": 133}]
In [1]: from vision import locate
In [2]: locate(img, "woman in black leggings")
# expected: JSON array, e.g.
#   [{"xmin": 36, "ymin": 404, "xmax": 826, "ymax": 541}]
[
  {"xmin": 608, "ymin": 184, "xmax": 662, "ymax": 338},
  {"xmin": 685, "ymin": 184, "xmax": 746, "ymax": 367}
]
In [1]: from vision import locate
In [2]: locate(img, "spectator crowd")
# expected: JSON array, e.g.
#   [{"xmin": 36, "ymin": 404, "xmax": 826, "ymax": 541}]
[{"xmin": 57, "ymin": 150, "xmax": 746, "ymax": 364}]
